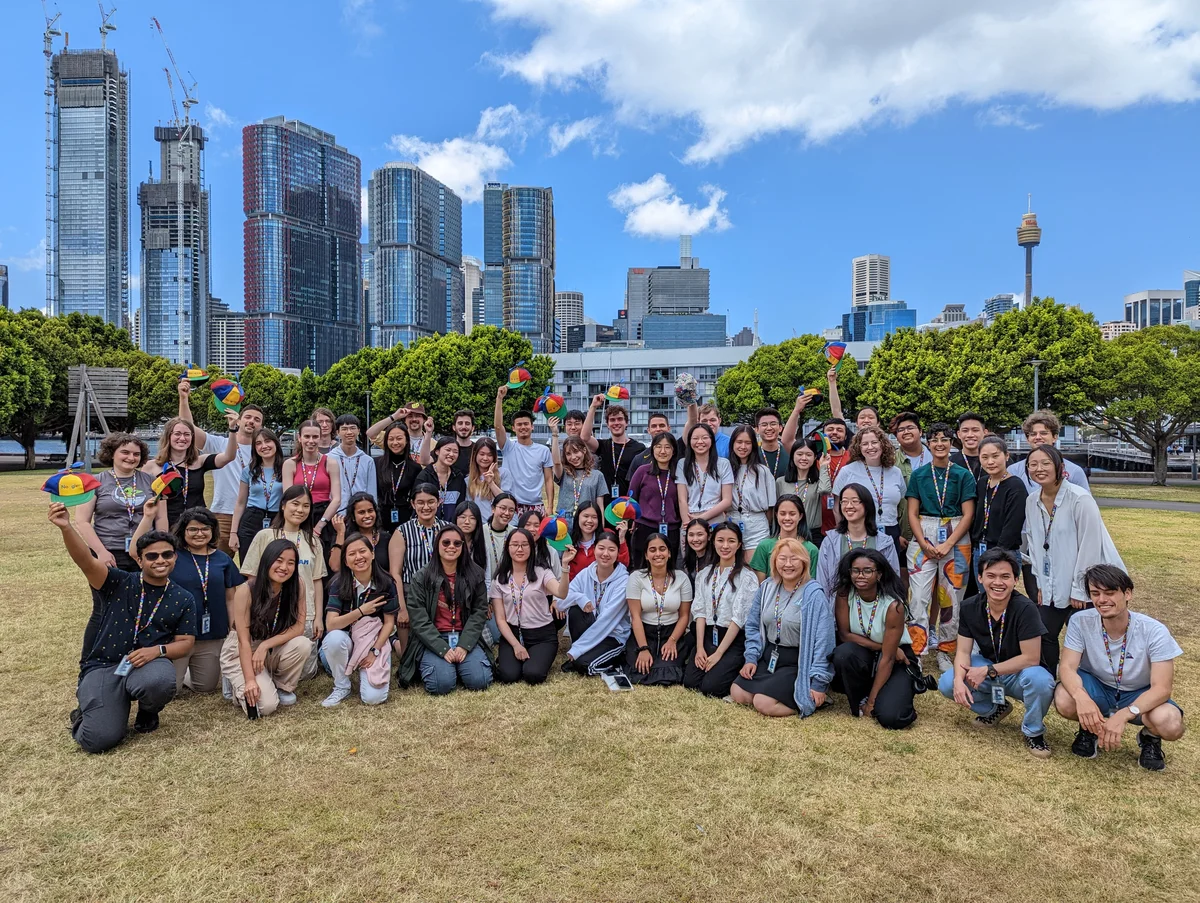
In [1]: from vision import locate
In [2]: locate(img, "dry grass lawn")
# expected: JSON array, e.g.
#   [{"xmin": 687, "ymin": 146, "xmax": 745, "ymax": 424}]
[
  {"xmin": 1, "ymin": 471, "xmax": 1197, "ymax": 902},
  {"xmin": 1091, "ymin": 482, "xmax": 1200, "ymax": 504}
]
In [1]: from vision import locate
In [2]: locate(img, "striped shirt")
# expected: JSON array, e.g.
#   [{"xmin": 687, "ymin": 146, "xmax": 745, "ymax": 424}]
[{"xmin": 399, "ymin": 518, "xmax": 449, "ymax": 584}]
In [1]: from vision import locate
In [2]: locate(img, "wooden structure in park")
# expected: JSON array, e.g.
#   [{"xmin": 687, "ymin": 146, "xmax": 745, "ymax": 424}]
[{"xmin": 65, "ymin": 366, "xmax": 128, "ymax": 471}]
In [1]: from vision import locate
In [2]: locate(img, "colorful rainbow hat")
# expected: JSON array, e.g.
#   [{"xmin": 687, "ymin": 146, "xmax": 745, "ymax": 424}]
[
  {"xmin": 41, "ymin": 463, "xmax": 101, "ymax": 508},
  {"xmin": 211, "ymin": 378, "xmax": 245, "ymax": 414},
  {"xmin": 506, "ymin": 361, "xmax": 532, "ymax": 390},
  {"xmin": 605, "ymin": 384, "xmax": 630, "ymax": 401},
  {"xmin": 180, "ymin": 365, "xmax": 209, "ymax": 385},
  {"xmin": 797, "ymin": 385, "xmax": 824, "ymax": 403},
  {"xmin": 824, "ymin": 341, "xmax": 847, "ymax": 372},
  {"xmin": 536, "ymin": 514, "xmax": 572, "ymax": 552},
  {"xmin": 152, "ymin": 463, "xmax": 185, "ymax": 499},
  {"xmin": 604, "ymin": 496, "xmax": 640, "ymax": 526},
  {"xmin": 533, "ymin": 386, "xmax": 565, "ymax": 420}
]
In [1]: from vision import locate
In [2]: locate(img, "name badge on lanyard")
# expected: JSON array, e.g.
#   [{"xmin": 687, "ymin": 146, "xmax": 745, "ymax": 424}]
[
  {"xmin": 767, "ymin": 646, "xmax": 779, "ymax": 673},
  {"xmin": 125, "ymin": 535, "xmax": 132, "ymax": 553},
  {"xmin": 114, "ymin": 656, "xmax": 133, "ymax": 676},
  {"xmin": 936, "ymin": 522, "xmax": 949, "ymax": 544},
  {"xmin": 991, "ymin": 684, "xmax": 1006, "ymax": 706},
  {"xmin": 201, "ymin": 612, "xmax": 211, "ymax": 634},
  {"xmin": 658, "ymin": 523, "xmax": 668, "ymax": 536},
  {"xmin": 977, "ymin": 541, "xmax": 987, "ymax": 556},
  {"xmin": 391, "ymin": 509, "xmax": 400, "ymax": 524},
  {"xmin": 610, "ymin": 482, "xmax": 620, "ymax": 498},
  {"xmin": 1043, "ymin": 556, "xmax": 1051, "ymax": 577},
  {"xmin": 447, "ymin": 631, "xmax": 459, "ymax": 649},
  {"xmin": 711, "ymin": 625, "xmax": 719, "ymax": 647},
  {"xmin": 826, "ymin": 495, "xmax": 835, "ymax": 510},
  {"xmin": 262, "ymin": 516, "xmax": 272, "ymax": 530}
]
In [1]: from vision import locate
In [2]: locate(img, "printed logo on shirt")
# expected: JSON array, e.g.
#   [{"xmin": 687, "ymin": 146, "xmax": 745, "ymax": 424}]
[{"xmin": 113, "ymin": 483, "xmax": 148, "ymax": 507}]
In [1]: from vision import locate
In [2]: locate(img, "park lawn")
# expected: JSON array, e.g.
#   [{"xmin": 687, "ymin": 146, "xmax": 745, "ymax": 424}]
[
  {"xmin": 1091, "ymin": 483, "xmax": 1200, "ymax": 504},
  {"xmin": 1, "ymin": 472, "xmax": 1197, "ymax": 903}
]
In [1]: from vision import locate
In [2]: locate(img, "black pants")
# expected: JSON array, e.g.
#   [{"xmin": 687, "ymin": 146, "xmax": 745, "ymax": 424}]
[
  {"xmin": 683, "ymin": 624, "xmax": 745, "ymax": 698},
  {"xmin": 831, "ymin": 642, "xmax": 917, "ymax": 730},
  {"xmin": 631, "ymin": 523, "xmax": 680, "ymax": 571},
  {"xmin": 565, "ymin": 636, "xmax": 625, "ymax": 676},
  {"xmin": 1039, "ymin": 603, "xmax": 1089, "ymax": 676},
  {"xmin": 1022, "ymin": 564, "xmax": 1039, "ymax": 603},
  {"xmin": 496, "ymin": 622, "xmax": 558, "ymax": 685},
  {"xmin": 567, "ymin": 607, "xmax": 595, "ymax": 641},
  {"xmin": 237, "ymin": 506, "xmax": 274, "ymax": 565}
]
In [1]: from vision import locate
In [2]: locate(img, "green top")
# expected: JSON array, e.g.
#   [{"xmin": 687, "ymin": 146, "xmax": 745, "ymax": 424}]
[
  {"xmin": 750, "ymin": 536, "xmax": 819, "ymax": 578},
  {"xmin": 904, "ymin": 462, "xmax": 976, "ymax": 518}
]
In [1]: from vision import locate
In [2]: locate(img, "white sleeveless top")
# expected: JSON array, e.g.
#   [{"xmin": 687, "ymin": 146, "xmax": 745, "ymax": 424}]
[{"xmin": 848, "ymin": 591, "xmax": 911, "ymax": 646}]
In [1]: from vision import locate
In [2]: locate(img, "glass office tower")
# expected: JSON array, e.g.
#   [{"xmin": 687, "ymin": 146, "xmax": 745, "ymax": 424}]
[{"xmin": 502, "ymin": 186, "xmax": 555, "ymax": 353}]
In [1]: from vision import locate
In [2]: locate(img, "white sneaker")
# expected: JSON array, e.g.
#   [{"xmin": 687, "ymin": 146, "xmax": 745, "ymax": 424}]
[
  {"xmin": 222, "ymin": 677, "xmax": 234, "ymax": 700},
  {"xmin": 321, "ymin": 687, "xmax": 351, "ymax": 708},
  {"xmin": 277, "ymin": 690, "xmax": 297, "ymax": 706}
]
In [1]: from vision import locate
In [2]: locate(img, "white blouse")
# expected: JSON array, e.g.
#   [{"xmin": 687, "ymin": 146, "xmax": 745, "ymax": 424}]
[
  {"xmin": 692, "ymin": 564, "xmax": 760, "ymax": 628},
  {"xmin": 626, "ymin": 570, "xmax": 694, "ymax": 626}
]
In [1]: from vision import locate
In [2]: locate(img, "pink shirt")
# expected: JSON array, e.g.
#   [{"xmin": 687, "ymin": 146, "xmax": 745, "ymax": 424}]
[{"xmin": 488, "ymin": 567, "xmax": 554, "ymax": 630}]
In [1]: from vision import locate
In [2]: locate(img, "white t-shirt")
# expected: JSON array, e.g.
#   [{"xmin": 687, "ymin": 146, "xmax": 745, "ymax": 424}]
[
  {"xmin": 204, "ymin": 433, "xmax": 251, "ymax": 515},
  {"xmin": 833, "ymin": 461, "xmax": 907, "ymax": 527},
  {"xmin": 676, "ymin": 457, "xmax": 735, "ymax": 519},
  {"xmin": 499, "ymin": 440, "xmax": 552, "ymax": 505},
  {"xmin": 1064, "ymin": 609, "xmax": 1183, "ymax": 691},
  {"xmin": 626, "ymin": 570, "xmax": 693, "ymax": 627}
]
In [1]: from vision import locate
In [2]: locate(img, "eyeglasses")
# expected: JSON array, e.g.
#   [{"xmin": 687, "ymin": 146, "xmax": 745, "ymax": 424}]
[
  {"xmin": 184, "ymin": 526, "xmax": 211, "ymax": 535},
  {"xmin": 142, "ymin": 550, "xmax": 177, "ymax": 561},
  {"xmin": 850, "ymin": 567, "xmax": 878, "ymax": 576},
  {"xmin": 440, "ymin": 539, "xmax": 463, "ymax": 549}
]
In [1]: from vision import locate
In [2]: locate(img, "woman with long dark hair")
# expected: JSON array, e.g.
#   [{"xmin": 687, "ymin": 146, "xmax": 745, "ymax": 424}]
[
  {"xmin": 220, "ymin": 538, "xmax": 313, "ymax": 716},
  {"xmin": 815, "ymin": 483, "xmax": 900, "ymax": 598},
  {"xmin": 776, "ymin": 437, "xmax": 830, "ymax": 542},
  {"xmin": 397, "ymin": 525, "xmax": 494, "ymax": 694},
  {"xmin": 320, "ymin": 532, "xmax": 399, "ymax": 707},
  {"xmin": 554, "ymin": 529, "xmax": 631, "ymax": 675},
  {"xmin": 375, "ymin": 421, "xmax": 419, "ymax": 528},
  {"xmin": 516, "ymin": 508, "xmax": 562, "ymax": 577},
  {"xmin": 387, "ymin": 483, "xmax": 449, "ymax": 655},
  {"xmin": 490, "ymin": 528, "xmax": 573, "ymax": 684},
  {"xmin": 627, "ymin": 432, "xmax": 681, "ymax": 569},
  {"xmin": 685, "ymin": 522, "xmax": 759, "ymax": 697},
  {"xmin": 831, "ymin": 548, "xmax": 918, "ymax": 729},
  {"xmin": 282, "ymin": 420, "xmax": 342, "ymax": 564},
  {"xmin": 482, "ymin": 492, "xmax": 518, "ymax": 579},
  {"xmin": 681, "ymin": 518, "xmax": 714, "ymax": 590},
  {"xmin": 455, "ymin": 500, "xmax": 489, "ymax": 574},
  {"xmin": 750, "ymin": 494, "xmax": 819, "ymax": 582},
  {"xmin": 676, "ymin": 423, "xmax": 733, "ymax": 526},
  {"xmin": 418, "ymin": 436, "xmax": 467, "ymax": 522},
  {"xmin": 231, "ymin": 428, "xmax": 284, "ymax": 561},
  {"xmin": 624, "ymin": 532, "xmax": 694, "ymax": 685},
  {"xmin": 727, "ymin": 424, "xmax": 776, "ymax": 557},
  {"xmin": 567, "ymin": 501, "xmax": 629, "ymax": 580},
  {"xmin": 330, "ymin": 492, "xmax": 392, "ymax": 574},
  {"xmin": 466, "ymin": 437, "xmax": 503, "ymax": 522}
]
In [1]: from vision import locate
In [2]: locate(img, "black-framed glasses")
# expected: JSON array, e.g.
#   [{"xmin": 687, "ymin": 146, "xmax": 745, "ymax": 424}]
[
  {"xmin": 142, "ymin": 550, "xmax": 177, "ymax": 561},
  {"xmin": 850, "ymin": 567, "xmax": 878, "ymax": 576}
]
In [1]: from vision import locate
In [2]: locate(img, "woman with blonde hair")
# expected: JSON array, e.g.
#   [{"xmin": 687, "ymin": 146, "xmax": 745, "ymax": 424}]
[
  {"xmin": 145, "ymin": 417, "xmax": 239, "ymax": 525},
  {"xmin": 731, "ymin": 537, "xmax": 835, "ymax": 718}
]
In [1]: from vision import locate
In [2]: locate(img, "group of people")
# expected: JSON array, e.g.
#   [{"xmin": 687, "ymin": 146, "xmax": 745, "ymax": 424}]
[{"xmin": 55, "ymin": 369, "xmax": 1185, "ymax": 770}]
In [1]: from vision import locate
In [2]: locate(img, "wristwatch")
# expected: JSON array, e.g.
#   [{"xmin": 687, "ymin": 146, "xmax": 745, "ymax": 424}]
[
  {"xmin": 637, "ymin": 645, "xmax": 650, "ymax": 653},
  {"xmin": 1128, "ymin": 704, "xmax": 1141, "ymax": 717},
  {"xmin": 158, "ymin": 644, "xmax": 167, "ymax": 658},
  {"xmin": 371, "ymin": 647, "xmax": 382, "ymax": 657},
  {"xmin": 986, "ymin": 664, "xmax": 998, "ymax": 679}
]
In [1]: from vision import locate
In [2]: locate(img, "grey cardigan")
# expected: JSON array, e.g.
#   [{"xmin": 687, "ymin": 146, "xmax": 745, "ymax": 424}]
[{"xmin": 742, "ymin": 578, "xmax": 835, "ymax": 717}]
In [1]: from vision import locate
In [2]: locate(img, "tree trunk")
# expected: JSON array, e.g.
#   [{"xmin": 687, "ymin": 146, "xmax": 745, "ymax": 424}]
[
  {"xmin": 1153, "ymin": 438, "xmax": 1169, "ymax": 486},
  {"xmin": 20, "ymin": 419, "xmax": 37, "ymax": 470}
]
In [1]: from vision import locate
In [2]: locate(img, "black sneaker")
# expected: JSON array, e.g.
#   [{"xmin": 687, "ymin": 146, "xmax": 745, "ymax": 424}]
[
  {"xmin": 1137, "ymin": 729, "xmax": 1165, "ymax": 771},
  {"xmin": 134, "ymin": 710, "xmax": 160, "ymax": 734},
  {"xmin": 1025, "ymin": 733, "xmax": 1052, "ymax": 759},
  {"xmin": 68, "ymin": 707, "xmax": 82, "ymax": 733},
  {"xmin": 1071, "ymin": 728, "xmax": 1099, "ymax": 759},
  {"xmin": 972, "ymin": 700, "xmax": 1012, "ymax": 728}
]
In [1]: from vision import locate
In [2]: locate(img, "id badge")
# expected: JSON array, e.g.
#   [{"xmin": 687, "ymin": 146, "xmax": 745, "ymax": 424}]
[
  {"xmin": 826, "ymin": 495, "xmax": 835, "ymax": 510},
  {"xmin": 610, "ymin": 482, "xmax": 620, "ymax": 497},
  {"xmin": 936, "ymin": 523, "xmax": 949, "ymax": 544},
  {"xmin": 114, "ymin": 656, "xmax": 133, "ymax": 676},
  {"xmin": 658, "ymin": 523, "xmax": 669, "ymax": 536},
  {"xmin": 977, "ymin": 541, "xmax": 987, "ymax": 556},
  {"xmin": 390, "ymin": 509, "xmax": 399, "ymax": 525},
  {"xmin": 447, "ymin": 631, "xmax": 459, "ymax": 650},
  {"xmin": 201, "ymin": 612, "xmax": 211, "ymax": 634},
  {"xmin": 737, "ymin": 521, "xmax": 745, "ymax": 534},
  {"xmin": 990, "ymin": 684, "xmax": 1006, "ymax": 706},
  {"xmin": 767, "ymin": 648, "xmax": 779, "ymax": 674},
  {"xmin": 124, "ymin": 535, "xmax": 132, "ymax": 553},
  {"xmin": 711, "ymin": 626, "xmax": 719, "ymax": 648},
  {"xmin": 262, "ymin": 516, "xmax": 272, "ymax": 530},
  {"xmin": 1043, "ymin": 557, "xmax": 1051, "ymax": 577}
]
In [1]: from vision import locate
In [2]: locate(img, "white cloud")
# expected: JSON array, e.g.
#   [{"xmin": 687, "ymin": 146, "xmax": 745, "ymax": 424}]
[
  {"xmin": 977, "ymin": 104, "xmax": 1040, "ymax": 130},
  {"xmin": 342, "ymin": 0, "xmax": 382, "ymax": 46},
  {"xmin": 203, "ymin": 103, "xmax": 234, "ymax": 130},
  {"xmin": 10, "ymin": 239, "xmax": 46, "ymax": 272},
  {"xmin": 548, "ymin": 116, "xmax": 604, "ymax": 155},
  {"xmin": 608, "ymin": 174, "xmax": 731, "ymax": 238},
  {"xmin": 475, "ymin": 104, "xmax": 538, "ymax": 149},
  {"xmin": 486, "ymin": 0, "xmax": 1200, "ymax": 163}
]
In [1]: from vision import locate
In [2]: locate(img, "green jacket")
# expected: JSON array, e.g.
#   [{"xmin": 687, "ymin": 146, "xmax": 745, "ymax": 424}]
[{"xmin": 397, "ymin": 562, "xmax": 493, "ymax": 686}]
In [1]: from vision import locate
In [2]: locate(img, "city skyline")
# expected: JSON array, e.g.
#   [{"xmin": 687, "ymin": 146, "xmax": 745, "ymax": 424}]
[{"xmin": 2, "ymin": 1, "xmax": 1199, "ymax": 343}]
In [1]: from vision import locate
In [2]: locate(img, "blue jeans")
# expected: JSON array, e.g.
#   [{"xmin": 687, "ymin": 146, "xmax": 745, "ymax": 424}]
[
  {"xmin": 938, "ymin": 653, "xmax": 1054, "ymax": 737},
  {"xmin": 1076, "ymin": 670, "xmax": 1181, "ymax": 724},
  {"xmin": 418, "ymin": 634, "xmax": 493, "ymax": 695}
]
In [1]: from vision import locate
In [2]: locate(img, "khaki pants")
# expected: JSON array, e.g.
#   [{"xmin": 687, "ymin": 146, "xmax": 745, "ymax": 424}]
[
  {"xmin": 219, "ymin": 632, "xmax": 312, "ymax": 717},
  {"xmin": 214, "ymin": 512, "xmax": 234, "ymax": 557},
  {"xmin": 173, "ymin": 637, "xmax": 225, "ymax": 693}
]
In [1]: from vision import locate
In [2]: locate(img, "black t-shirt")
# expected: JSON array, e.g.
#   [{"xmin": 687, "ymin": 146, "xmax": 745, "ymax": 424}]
[
  {"xmin": 375, "ymin": 453, "xmax": 420, "ymax": 527},
  {"xmin": 80, "ymin": 568, "xmax": 199, "ymax": 676},
  {"xmin": 970, "ymin": 475, "xmax": 1028, "ymax": 549},
  {"xmin": 596, "ymin": 437, "xmax": 646, "ymax": 497},
  {"xmin": 166, "ymin": 455, "xmax": 221, "ymax": 526},
  {"xmin": 449, "ymin": 439, "xmax": 474, "ymax": 479},
  {"xmin": 761, "ymin": 445, "xmax": 787, "ymax": 482},
  {"xmin": 950, "ymin": 451, "xmax": 982, "ymax": 484},
  {"xmin": 326, "ymin": 579, "xmax": 400, "ymax": 618},
  {"xmin": 417, "ymin": 464, "xmax": 468, "ymax": 522},
  {"xmin": 958, "ymin": 592, "xmax": 1045, "ymax": 664}
]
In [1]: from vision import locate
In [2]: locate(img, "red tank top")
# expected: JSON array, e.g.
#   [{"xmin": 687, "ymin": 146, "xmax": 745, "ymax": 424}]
[{"xmin": 296, "ymin": 455, "xmax": 332, "ymax": 504}]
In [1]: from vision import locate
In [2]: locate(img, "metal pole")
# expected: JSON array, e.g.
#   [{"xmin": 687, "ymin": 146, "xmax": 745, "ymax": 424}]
[
  {"xmin": 1028, "ymin": 359, "xmax": 1044, "ymax": 411},
  {"xmin": 1192, "ymin": 430, "xmax": 1198, "ymax": 481},
  {"xmin": 365, "ymin": 391, "xmax": 371, "ymax": 433}
]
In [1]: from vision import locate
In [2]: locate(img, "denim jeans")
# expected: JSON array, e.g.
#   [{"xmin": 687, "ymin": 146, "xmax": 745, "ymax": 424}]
[
  {"xmin": 938, "ymin": 652, "xmax": 1054, "ymax": 737},
  {"xmin": 418, "ymin": 634, "xmax": 493, "ymax": 695}
]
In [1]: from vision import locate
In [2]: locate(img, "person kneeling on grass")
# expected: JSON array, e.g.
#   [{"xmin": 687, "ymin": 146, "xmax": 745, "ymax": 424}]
[
  {"xmin": 939, "ymin": 549, "xmax": 1055, "ymax": 758},
  {"xmin": 490, "ymin": 529, "xmax": 574, "ymax": 685},
  {"xmin": 221, "ymin": 538, "xmax": 314, "ymax": 716},
  {"xmin": 554, "ymin": 529, "xmax": 631, "ymax": 676},
  {"xmin": 320, "ymin": 533, "xmax": 399, "ymax": 707},
  {"xmin": 1054, "ymin": 565, "xmax": 1186, "ymax": 771},
  {"xmin": 624, "ymin": 533, "xmax": 695, "ymax": 686},
  {"xmin": 52, "ymin": 502, "xmax": 197, "ymax": 753},
  {"xmin": 397, "ymin": 525, "xmax": 494, "ymax": 695},
  {"xmin": 731, "ymin": 538, "xmax": 835, "ymax": 718}
]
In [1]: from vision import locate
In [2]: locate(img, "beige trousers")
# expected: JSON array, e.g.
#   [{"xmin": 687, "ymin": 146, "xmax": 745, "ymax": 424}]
[
  {"xmin": 219, "ymin": 632, "xmax": 313, "ymax": 716},
  {"xmin": 173, "ymin": 637, "xmax": 225, "ymax": 693}
]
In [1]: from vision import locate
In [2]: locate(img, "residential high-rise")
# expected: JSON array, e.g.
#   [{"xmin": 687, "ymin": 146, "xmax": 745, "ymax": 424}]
[
  {"xmin": 1124, "ymin": 290, "xmax": 1184, "ymax": 329},
  {"xmin": 1017, "ymin": 200, "xmax": 1042, "ymax": 303},
  {"xmin": 624, "ymin": 235, "xmax": 710, "ymax": 339},
  {"xmin": 852, "ymin": 254, "xmax": 890, "ymax": 306},
  {"xmin": 481, "ymin": 182, "xmax": 507, "ymax": 328},
  {"xmin": 243, "ymin": 117, "xmax": 362, "ymax": 373},
  {"xmin": 367, "ymin": 162, "xmax": 463, "ymax": 347},
  {"xmin": 361, "ymin": 243, "xmax": 372, "ymax": 349},
  {"xmin": 0, "ymin": 264, "xmax": 8, "ymax": 309},
  {"xmin": 983, "ymin": 293, "xmax": 1016, "ymax": 323},
  {"xmin": 502, "ymin": 186, "xmax": 555, "ymax": 352},
  {"xmin": 1100, "ymin": 320, "xmax": 1138, "ymax": 341},
  {"xmin": 209, "ymin": 298, "xmax": 247, "ymax": 373},
  {"xmin": 554, "ymin": 291, "xmax": 584, "ymax": 330},
  {"xmin": 462, "ymin": 256, "xmax": 483, "ymax": 332},
  {"xmin": 139, "ymin": 125, "xmax": 210, "ymax": 363},
  {"xmin": 51, "ymin": 48, "xmax": 129, "ymax": 325}
]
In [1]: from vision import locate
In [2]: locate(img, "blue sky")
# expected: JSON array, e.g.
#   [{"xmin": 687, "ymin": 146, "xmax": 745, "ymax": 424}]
[{"xmin": 1, "ymin": 0, "xmax": 1198, "ymax": 341}]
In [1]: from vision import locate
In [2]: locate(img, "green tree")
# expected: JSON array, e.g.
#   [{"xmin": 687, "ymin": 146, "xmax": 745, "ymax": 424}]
[
  {"xmin": 715, "ymin": 334, "xmax": 865, "ymax": 424},
  {"xmin": 0, "ymin": 318, "xmax": 54, "ymax": 467},
  {"xmin": 318, "ymin": 346, "xmax": 404, "ymax": 425},
  {"xmin": 237, "ymin": 363, "xmax": 300, "ymax": 432},
  {"xmin": 1077, "ymin": 326, "xmax": 1200, "ymax": 484}
]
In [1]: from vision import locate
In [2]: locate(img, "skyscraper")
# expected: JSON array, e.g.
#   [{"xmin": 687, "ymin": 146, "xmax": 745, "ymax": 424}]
[
  {"xmin": 462, "ymin": 256, "xmax": 482, "ymax": 332},
  {"xmin": 243, "ymin": 117, "xmax": 362, "ymax": 373},
  {"xmin": 481, "ymin": 181, "xmax": 507, "ymax": 328},
  {"xmin": 139, "ymin": 125, "xmax": 210, "ymax": 363},
  {"xmin": 1124, "ymin": 290, "xmax": 1184, "ymax": 329},
  {"xmin": 554, "ymin": 291, "xmax": 584, "ymax": 330},
  {"xmin": 367, "ymin": 162, "xmax": 464, "ymax": 347},
  {"xmin": 1184, "ymin": 270, "xmax": 1199, "ymax": 318},
  {"xmin": 51, "ymin": 48, "xmax": 129, "ymax": 325},
  {"xmin": 624, "ymin": 235, "xmax": 710, "ymax": 339},
  {"xmin": 0, "ymin": 264, "xmax": 8, "ymax": 309},
  {"xmin": 982, "ymin": 293, "xmax": 1016, "ymax": 322},
  {"xmin": 1017, "ymin": 200, "xmax": 1042, "ymax": 303},
  {"xmin": 852, "ymin": 255, "xmax": 890, "ymax": 306},
  {"xmin": 502, "ymin": 186, "xmax": 555, "ymax": 353},
  {"xmin": 361, "ymin": 243, "xmax": 372, "ymax": 349},
  {"xmin": 208, "ymin": 297, "xmax": 246, "ymax": 373}
]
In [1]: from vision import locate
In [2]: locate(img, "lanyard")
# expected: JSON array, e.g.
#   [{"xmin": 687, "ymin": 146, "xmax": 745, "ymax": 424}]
[
  {"xmin": 509, "ymin": 575, "xmax": 527, "ymax": 628},
  {"xmin": 571, "ymin": 470, "xmax": 588, "ymax": 517},
  {"xmin": 435, "ymin": 469, "xmax": 450, "ymax": 509},
  {"xmin": 708, "ymin": 566, "xmax": 731, "ymax": 624},
  {"xmin": 1101, "ymin": 625, "xmax": 1129, "ymax": 692},
  {"xmin": 609, "ymin": 441, "xmax": 627, "ymax": 483},
  {"xmin": 133, "ymin": 577, "xmax": 168, "ymax": 640},
  {"xmin": 112, "ymin": 470, "xmax": 138, "ymax": 525},
  {"xmin": 910, "ymin": 449, "xmax": 931, "ymax": 470},
  {"xmin": 486, "ymin": 527, "xmax": 506, "ymax": 567},
  {"xmin": 772, "ymin": 582, "xmax": 797, "ymax": 642},
  {"xmin": 982, "ymin": 479, "xmax": 1001, "ymax": 535},
  {"xmin": 345, "ymin": 452, "xmax": 363, "ymax": 494},
  {"xmin": 418, "ymin": 524, "xmax": 435, "ymax": 558},
  {"xmin": 988, "ymin": 608, "xmax": 1007, "ymax": 659},
  {"xmin": 655, "ymin": 471, "xmax": 672, "ymax": 522},
  {"xmin": 591, "ymin": 574, "xmax": 608, "ymax": 613},
  {"xmin": 694, "ymin": 467, "xmax": 710, "ymax": 510},
  {"xmin": 1040, "ymin": 501, "xmax": 1058, "ymax": 551},
  {"xmin": 390, "ymin": 458, "xmax": 407, "ymax": 500},
  {"xmin": 650, "ymin": 574, "xmax": 669, "ymax": 621},
  {"xmin": 853, "ymin": 590, "xmax": 881, "ymax": 640},
  {"xmin": 764, "ymin": 445, "xmax": 784, "ymax": 479},
  {"xmin": 931, "ymin": 465, "xmax": 951, "ymax": 515},
  {"xmin": 181, "ymin": 464, "xmax": 190, "ymax": 502},
  {"xmin": 189, "ymin": 552, "xmax": 210, "ymax": 610},
  {"xmin": 442, "ymin": 576, "xmax": 460, "ymax": 632},
  {"xmin": 862, "ymin": 464, "xmax": 885, "ymax": 511},
  {"xmin": 354, "ymin": 577, "xmax": 373, "ymax": 611},
  {"xmin": 733, "ymin": 466, "xmax": 751, "ymax": 512},
  {"xmin": 299, "ymin": 459, "xmax": 320, "ymax": 493},
  {"xmin": 270, "ymin": 591, "xmax": 287, "ymax": 635}
]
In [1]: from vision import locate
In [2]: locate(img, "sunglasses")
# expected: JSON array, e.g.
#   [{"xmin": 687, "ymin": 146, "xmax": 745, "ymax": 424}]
[
  {"xmin": 440, "ymin": 539, "xmax": 463, "ymax": 549},
  {"xmin": 142, "ymin": 550, "xmax": 177, "ymax": 562}
]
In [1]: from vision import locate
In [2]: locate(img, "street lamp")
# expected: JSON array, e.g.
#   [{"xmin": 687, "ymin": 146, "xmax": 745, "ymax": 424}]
[{"xmin": 1027, "ymin": 358, "xmax": 1045, "ymax": 412}]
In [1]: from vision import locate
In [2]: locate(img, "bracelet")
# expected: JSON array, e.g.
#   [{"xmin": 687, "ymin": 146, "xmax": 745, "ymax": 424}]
[{"xmin": 637, "ymin": 645, "xmax": 650, "ymax": 653}]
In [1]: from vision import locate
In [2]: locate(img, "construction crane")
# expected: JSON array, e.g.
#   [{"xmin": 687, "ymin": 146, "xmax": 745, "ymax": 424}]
[
  {"xmin": 98, "ymin": 3, "xmax": 116, "ymax": 51},
  {"xmin": 43, "ymin": 0, "xmax": 62, "ymax": 314},
  {"xmin": 151, "ymin": 16, "xmax": 198, "ymax": 364}
]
